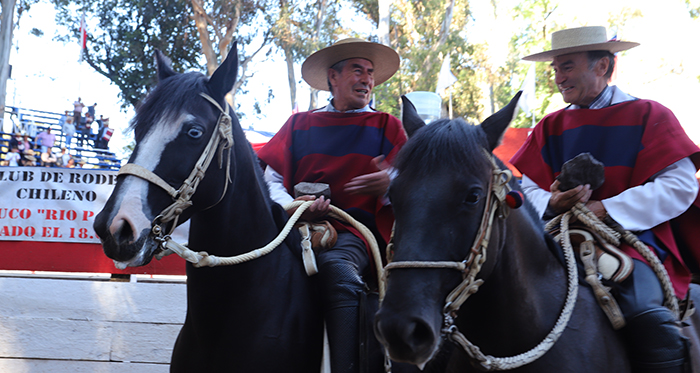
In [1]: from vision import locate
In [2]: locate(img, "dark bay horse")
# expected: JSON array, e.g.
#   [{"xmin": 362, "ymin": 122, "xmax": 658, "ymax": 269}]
[
  {"xmin": 374, "ymin": 93, "xmax": 634, "ymax": 372},
  {"xmin": 93, "ymin": 45, "xmax": 324, "ymax": 372}
]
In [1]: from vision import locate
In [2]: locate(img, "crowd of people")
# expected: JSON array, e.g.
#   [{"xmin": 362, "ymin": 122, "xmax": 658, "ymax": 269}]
[
  {"xmin": 1, "ymin": 97, "xmax": 113, "ymax": 167},
  {"xmin": 1, "ymin": 129, "xmax": 86, "ymax": 168}
]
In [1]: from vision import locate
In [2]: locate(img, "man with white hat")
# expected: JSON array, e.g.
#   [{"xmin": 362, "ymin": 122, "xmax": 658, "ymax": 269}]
[
  {"xmin": 512, "ymin": 26, "xmax": 700, "ymax": 372},
  {"xmin": 258, "ymin": 38, "xmax": 405, "ymax": 372}
]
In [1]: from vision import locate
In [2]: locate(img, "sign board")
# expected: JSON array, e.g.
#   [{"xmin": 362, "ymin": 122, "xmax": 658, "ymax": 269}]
[{"xmin": 0, "ymin": 167, "xmax": 185, "ymax": 275}]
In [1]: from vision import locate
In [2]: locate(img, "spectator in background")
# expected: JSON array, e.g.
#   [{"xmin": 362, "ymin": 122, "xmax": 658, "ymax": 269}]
[
  {"xmin": 40, "ymin": 148, "xmax": 57, "ymax": 167},
  {"xmin": 77, "ymin": 113, "xmax": 94, "ymax": 147},
  {"xmin": 6, "ymin": 147, "xmax": 21, "ymax": 167},
  {"xmin": 17, "ymin": 134, "xmax": 32, "ymax": 153},
  {"xmin": 8, "ymin": 132, "xmax": 20, "ymax": 149},
  {"xmin": 73, "ymin": 97, "xmax": 85, "ymax": 125},
  {"xmin": 95, "ymin": 118, "xmax": 113, "ymax": 149},
  {"xmin": 66, "ymin": 157, "xmax": 76, "ymax": 168},
  {"xmin": 34, "ymin": 127, "xmax": 56, "ymax": 153},
  {"xmin": 21, "ymin": 153, "xmax": 37, "ymax": 167},
  {"xmin": 87, "ymin": 103, "xmax": 97, "ymax": 118},
  {"xmin": 62, "ymin": 116, "xmax": 76, "ymax": 149},
  {"xmin": 57, "ymin": 147, "xmax": 71, "ymax": 167}
]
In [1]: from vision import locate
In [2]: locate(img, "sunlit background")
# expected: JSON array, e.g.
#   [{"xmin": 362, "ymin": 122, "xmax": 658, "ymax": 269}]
[{"xmin": 5, "ymin": 0, "xmax": 700, "ymax": 160}]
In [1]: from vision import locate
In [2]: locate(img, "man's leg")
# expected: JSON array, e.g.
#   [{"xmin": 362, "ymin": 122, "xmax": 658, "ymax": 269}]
[
  {"xmin": 316, "ymin": 232, "xmax": 370, "ymax": 373},
  {"xmin": 615, "ymin": 259, "xmax": 689, "ymax": 372}
]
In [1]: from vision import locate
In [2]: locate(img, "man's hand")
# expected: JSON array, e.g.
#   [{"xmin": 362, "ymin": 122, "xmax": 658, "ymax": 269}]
[
  {"xmin": 547, "ymin": 180, "xmax": 592, "ymax": 215},
  {"xmin": 344, "ymin": 156, "xmax": 391, "ymax": 196},
  {"xmin": 289, "ymin": 195, "xmax": 331, "ymax": 221}
]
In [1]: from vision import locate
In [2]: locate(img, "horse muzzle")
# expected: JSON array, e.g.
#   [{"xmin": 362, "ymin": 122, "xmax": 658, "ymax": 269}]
[{"xmin": 374, "ymin": 307, "xmax": 442, "ymax": 368}]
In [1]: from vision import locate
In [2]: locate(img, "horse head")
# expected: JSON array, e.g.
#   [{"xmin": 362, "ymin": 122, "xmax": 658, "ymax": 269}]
[
  {"xmin": 93, "ymin": 44, "xmax": 241, "ymax": 268},
  {"xmin": 375, "ymin": 92, "xmax": 522, "ymax": 367}
]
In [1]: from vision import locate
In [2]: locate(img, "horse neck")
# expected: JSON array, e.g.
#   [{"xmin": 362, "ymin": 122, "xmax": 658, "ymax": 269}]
[
  {"xmin": 189, "ymin": 140, "xmax": 281, "ymax": 253},
  {"xmin": 462, "ymin": 208, "xmax": 569, "ymax": 343}
]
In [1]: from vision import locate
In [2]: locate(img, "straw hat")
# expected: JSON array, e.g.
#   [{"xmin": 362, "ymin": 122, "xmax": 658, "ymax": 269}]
[
  {"xmin": 522, "ymin": 26, "xmax": 639, "ymax": 62},
  {"xmin": 301, "ymin": 38, "xmax": 400, "ymax": 91}
]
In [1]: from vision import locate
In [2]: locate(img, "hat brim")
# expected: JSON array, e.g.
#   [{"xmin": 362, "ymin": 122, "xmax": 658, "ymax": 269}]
[
  {"xmin": 522, "ymin": 41, "xmax": 639, "ymax": 62},
  {"xmin": 301, "ymin": 41, "xmax": 400, "ymax": 91}
]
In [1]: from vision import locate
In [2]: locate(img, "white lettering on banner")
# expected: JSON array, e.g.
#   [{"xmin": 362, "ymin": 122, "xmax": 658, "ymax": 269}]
[
  {"xmin": 0, "ymin": 167, "xmax": 118, "ymax": 243},
  {"xmin": 0, "ymin": 167, "xmax": 191, "ymax": 244}
]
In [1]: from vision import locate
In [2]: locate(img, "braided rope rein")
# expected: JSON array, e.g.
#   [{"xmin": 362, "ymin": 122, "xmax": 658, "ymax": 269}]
[
  {"xmin": 383, "ymin": 152, "xmax": 580, "ymax": 371},
  {"xmin": 545, "ymin": 203, "xmax": 679, "ymax": 318},
  {"xmin": 158, "ymin": 200, "xmax": 387, "ymax": 299},
  {"xmin": 442, "ymin": 206, "xmax": 580, "ymax": 371}
]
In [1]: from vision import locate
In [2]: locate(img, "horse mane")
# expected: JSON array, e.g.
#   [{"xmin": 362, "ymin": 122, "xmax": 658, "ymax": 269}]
[
  {"xmin": 129, "ymin": 72, "xmax": 209, "ymax": 139},
  {"xmin": 395, "ymin": 117, "xmax": 544, "ymax": 230},
  {"xmin": 394, "ymin": 118, "xmax": 491, "ymax": 177}
]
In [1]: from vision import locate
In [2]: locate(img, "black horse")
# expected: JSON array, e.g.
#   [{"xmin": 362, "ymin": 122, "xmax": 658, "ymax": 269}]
[
  {"xmin": 374, "ymin": 93, "xmax": 637, "ymax": 372},
  {"xmin": 93, "ymin": 45, "xmax": 324, "ymax": 372}
]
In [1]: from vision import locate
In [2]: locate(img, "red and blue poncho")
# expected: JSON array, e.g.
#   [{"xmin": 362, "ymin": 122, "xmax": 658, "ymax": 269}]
[
  {"xmin": 258, "ymin": 110, "xmax": 407, "ymax": 249},
  {"xmin": 511, "ymin": 99, "xmax": 700, "ymax": 298}
]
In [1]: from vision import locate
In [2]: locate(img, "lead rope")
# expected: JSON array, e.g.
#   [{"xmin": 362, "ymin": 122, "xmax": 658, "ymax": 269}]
[
  {"xmin": 383, "ymin": 152, "xmax": 580, "ymax": 371},
  {"xmin": 545, "ymin": 202, "xmax": 679, "ymax": 319},
  {"xmin": 158, "ymin": 200, "xmax": 387, "ymax": 299}
]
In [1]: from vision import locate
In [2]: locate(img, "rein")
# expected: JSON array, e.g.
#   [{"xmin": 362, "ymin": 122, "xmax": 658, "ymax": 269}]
[
  {"xmin": 118, "ymin": 93, "xmax": 234, "ymax": 240},
  {"xmin": 116, "ymin": 92, "xmax": 388, "ymax": 299},
  {"xmin": 383, "ymin": 150, "xmax": 580, "ymax": 371}
]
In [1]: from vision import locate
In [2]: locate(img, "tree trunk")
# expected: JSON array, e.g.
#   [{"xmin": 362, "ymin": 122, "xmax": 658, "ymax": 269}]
[
  {"xmin": 190, "ymin": 0, "xmax": 218, "ymax": 75},
  {"xmin": 308, "ymin": 0, "xmax": 326, "ymax": 110},
  {"xmin": 284, "ymin": 46, "xmax": 295, "ymax": 110},
  {"xmin": 0, "ymin": 0, "xmax": 16, "ymax": 125},
  {"xmin": 378, "ymin": 0, "xmax": 391, "ymax": 46},
  {"xmin": 411, "ymin": 0, "xmax": 454, "ymax": 90}
]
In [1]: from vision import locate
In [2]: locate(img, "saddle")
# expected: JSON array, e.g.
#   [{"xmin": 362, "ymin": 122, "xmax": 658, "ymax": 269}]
[
  {"xmin": 293, "ymin": 182, "xmax": 339, "ymax": 276},
  {"xmin": 551, "ymin": 225, "xmax": 634, "ymax": 329}
]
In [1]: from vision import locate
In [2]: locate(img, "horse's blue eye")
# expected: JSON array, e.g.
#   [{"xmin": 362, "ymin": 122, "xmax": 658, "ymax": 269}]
[{"xmin": 187, "ymin": 127, "xmax": 204, "ymax": 139}]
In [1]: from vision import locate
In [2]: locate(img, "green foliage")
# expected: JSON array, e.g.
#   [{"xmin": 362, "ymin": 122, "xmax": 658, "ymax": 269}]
[
  {"xmin": 686, "ymin": 0, "xmax": 700, "ymax": 18},
  {"xmin": 357, "ymin": 0, "xmax": 473, "ymax": 117},
  {"xmin": 50, "ymin": 0, "xmax": 202, "ymax": 109}
]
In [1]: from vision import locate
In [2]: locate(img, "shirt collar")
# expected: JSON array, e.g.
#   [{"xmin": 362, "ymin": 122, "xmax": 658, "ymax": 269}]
[
  {"xmin": 317, "ymin": 100, "xmax": 374, "ymax": 113},
  {"xmin": 570, "ymin": 85, "xmax": 612, "ymax": 110}
]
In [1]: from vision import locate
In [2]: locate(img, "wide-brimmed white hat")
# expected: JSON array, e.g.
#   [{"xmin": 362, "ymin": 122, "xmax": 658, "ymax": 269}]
[
  {"xmin": 301, "ymin": 38, "xmax": 400, "ymax": 91},
  {"xmin": 523, "ymin": 26, "xmax": 639, "ymax": 62}
]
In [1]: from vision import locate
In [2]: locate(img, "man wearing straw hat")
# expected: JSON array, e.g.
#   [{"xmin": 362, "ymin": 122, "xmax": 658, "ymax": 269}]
[
  {"xmin": 258, "ymin": 38, "xmax": 405, "ymax": 372},
  {"xmin": 512, "ymin": 26, "xmax": 700, "ymax": 372}
]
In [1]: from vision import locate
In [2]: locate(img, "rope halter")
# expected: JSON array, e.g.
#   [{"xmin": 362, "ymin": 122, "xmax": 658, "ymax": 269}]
[
  {"xmin": 383, "ymin": 150, "xmax": 580, "ymax": 371},
  {"xmin": 118, "ymin": 92, "xmax": 234, "ymax": 242}
]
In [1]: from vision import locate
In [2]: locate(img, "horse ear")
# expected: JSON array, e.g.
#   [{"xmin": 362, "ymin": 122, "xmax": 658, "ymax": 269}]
[
  {"xmin": 207, "ymin": 42, "xmax": 239, "ymax": 100},
  {"xmin": 401, "ymin": 95, "xmax": 426, "ymax": 138},
  {"xmin": 154, "ymin": 49, "xmax": 177, "ymax": 82},
  {"xmin": 481, "ymin": 91, "xmax": 523, "ymax": 151}
]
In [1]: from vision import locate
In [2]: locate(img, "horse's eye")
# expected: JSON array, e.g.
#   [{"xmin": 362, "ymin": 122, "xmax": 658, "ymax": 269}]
[
  {"xmin": 187, "ymin": 126, "xmax": 204, "ymax": 139},
  {"xmin": 463, "ymin": 190, "xmax": 481, "ymax": 205}
]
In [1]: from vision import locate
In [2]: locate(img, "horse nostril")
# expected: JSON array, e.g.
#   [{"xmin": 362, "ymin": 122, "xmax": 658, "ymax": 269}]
[
  {"xmin": 112, "ymin": 218, "xmax": 136, "ymax": 246},
  {"xmin": 402, "ymin": 318, "xmax": 435, "ymax": 348}
]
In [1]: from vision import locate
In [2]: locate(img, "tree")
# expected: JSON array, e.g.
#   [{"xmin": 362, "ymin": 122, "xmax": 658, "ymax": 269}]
[
  {"xmin": 0, "ymin": 0, "xmax": 37, "ymax": 123},
  {"xmin": 190, "ymin": 0, "xmax": 272, "ymax": 109},
  {"xmin": 51, "ymin": 0, "xmax": 202, "ymax": 109},
  {"xmin": 269, "ymin": 0, "xmax": 347, "ymax": 111},
  {"xmin": 351, "ymin": 0, "xmax": 472, "ymax": 118}
]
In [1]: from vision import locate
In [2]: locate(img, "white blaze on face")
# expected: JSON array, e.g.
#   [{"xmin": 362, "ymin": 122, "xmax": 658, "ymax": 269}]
[{"xmin": 108, "ymin": 113, "xmax": 194, "ymax": 243}]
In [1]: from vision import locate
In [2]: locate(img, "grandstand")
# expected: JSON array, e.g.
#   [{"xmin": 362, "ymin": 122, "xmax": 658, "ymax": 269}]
[{"xmin": 0, "ymin": 106, "xmax": 122, "ymax": 170}]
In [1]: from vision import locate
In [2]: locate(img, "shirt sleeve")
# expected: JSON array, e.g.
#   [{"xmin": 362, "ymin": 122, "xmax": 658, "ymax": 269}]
[
  {"xmin": 520, "ymin": 174, "xmax": 551, "ymax": 219},
  {"xmin": 602, "ymin": 157, "xmax": 698, "ymax": 231},
  {"xmin": 264, "ymin": 166, "xmax": 294, "ymax": 206}
]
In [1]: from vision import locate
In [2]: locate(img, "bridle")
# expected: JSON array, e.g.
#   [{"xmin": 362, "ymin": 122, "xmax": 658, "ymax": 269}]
[
  {"xmin": 118, "ymin": 92, "xmax": 234, "ymax": 244},
  {"xmin": 383, "ymin": 149, "xmax": 579, "ymax": 371}
]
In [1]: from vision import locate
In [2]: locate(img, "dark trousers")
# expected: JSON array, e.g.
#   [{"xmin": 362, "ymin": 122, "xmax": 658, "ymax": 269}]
[
  {"xmin": 613, "ymin": 259, "xmax": 688, "ymax": 372},
  {"xmin": 317, "ymin": 232, "xmax": 370, "ymax": 373}
]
